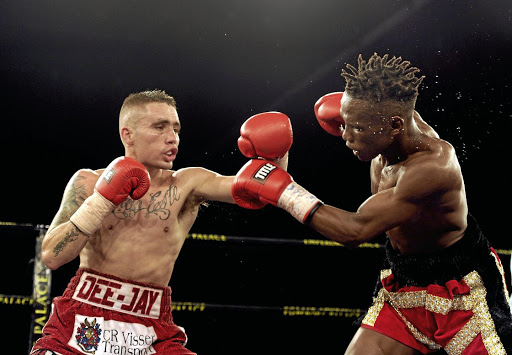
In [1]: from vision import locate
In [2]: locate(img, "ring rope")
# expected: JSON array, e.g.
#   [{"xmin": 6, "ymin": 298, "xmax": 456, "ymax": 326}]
[
  {"xmin": 2, "ymin": 221, "xmax": 511, "ymax": 254},
  {"xmin": 186, "ymin": 232, "xmax": 383, "ymax": 249},
  {"xmin": 172, "ymin": 301, "xmax": 366, "ymax": 318},
  {"xmin": 2, "ymin": 220, "xmax": 510, "ymax": 350},
  {"xmin": 0, "ymin": 294, "xmax": 34, "ymax": 306},
  {"xmin": 185, "ymin": 233, "xmax": 512, "ymax": 254},
  {"xmin": 0, "ymin": 294, "xmax": 365, "ymax": 319}
]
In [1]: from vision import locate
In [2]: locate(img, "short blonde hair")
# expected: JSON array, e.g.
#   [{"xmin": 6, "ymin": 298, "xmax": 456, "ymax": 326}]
[{"xmin": 120, "ymin": 89, "xmax": 176, "ymax": 114}]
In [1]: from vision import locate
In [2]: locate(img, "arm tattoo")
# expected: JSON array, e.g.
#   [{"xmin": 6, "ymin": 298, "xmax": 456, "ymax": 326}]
[
  {"xmin": 53, "ymin": 227, "xmax": 80, "ymax": 256},
  {"xmin": 54, "ymin": 175, "xmax": 89, "ymax": 226}
]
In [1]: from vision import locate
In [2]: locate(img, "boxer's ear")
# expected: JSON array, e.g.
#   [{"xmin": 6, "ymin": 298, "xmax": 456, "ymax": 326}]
[
  {"xmin": 390, "ymin": 116, "xmax": 404, "ymax": 134},
  {"xmin": 121, "ymin": 127, "xmax": 134, "ymax": 146}
]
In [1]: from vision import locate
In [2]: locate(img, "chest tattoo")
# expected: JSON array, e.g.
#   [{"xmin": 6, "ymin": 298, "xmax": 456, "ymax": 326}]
[{"xmin": 113, "ymin": 185, "xmax": 181, "ymax": 220}]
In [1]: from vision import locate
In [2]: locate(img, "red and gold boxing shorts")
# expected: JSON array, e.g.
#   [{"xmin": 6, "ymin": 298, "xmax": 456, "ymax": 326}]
[
  {"xmin": 361, "ymin": 251, "xmax": 510, "ymax": 354},
  {"xmin": 31, "ymin": 268, "xmax": 195, "ymax": 355}
]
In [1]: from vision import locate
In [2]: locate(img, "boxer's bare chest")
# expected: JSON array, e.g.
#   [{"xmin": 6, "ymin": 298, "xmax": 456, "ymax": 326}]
[
  {"xmin": 112, "ymin": 184, "xmax": 182, "ymax": 221},
  {"xmin": 97, "ymin": 180, "xmax": 198, "ymax": 237}
]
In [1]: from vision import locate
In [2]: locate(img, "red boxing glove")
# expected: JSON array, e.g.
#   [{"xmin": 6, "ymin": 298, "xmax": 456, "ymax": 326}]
[
  {"xmin": 314, "ymin": 92, "xmax": 345, "ymax": 136},
  {"xmin": 96, "ymin": 156, "xmax": 151, "ymax": 205},
  {"xmin": 237, "ymin": 111, "xmax": 293, "ymax": 159},
  {"xmin": 232, "ymin": 159, "xmax": 322, "ymax": 224},
  {"xmin": 232, "ymin": 159, "xmax": 292, "ymax": 209},
  {"xmin": 70, "ymin": 157, "xmax": 150, "ymax": 235}
]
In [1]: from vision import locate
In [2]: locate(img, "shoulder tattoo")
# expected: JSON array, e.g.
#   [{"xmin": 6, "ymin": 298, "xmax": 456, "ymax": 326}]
[{"xmin": 54, "ymin": 174, "xmax": 89, "ymax": 226}]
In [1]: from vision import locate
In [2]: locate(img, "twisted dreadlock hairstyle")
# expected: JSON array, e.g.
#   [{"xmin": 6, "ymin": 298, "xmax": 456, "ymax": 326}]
[{"xmin": 341, "ymin": 53, "xmax": 425, "ymax": 103}]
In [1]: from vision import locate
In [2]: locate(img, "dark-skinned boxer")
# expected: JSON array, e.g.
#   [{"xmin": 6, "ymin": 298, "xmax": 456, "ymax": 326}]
[{"xmin": 232, "ymin": 53, "xmax": 512, "ymax": 354}]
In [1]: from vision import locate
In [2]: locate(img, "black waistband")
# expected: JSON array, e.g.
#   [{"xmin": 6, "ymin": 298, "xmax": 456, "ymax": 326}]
[{"xmin": 384, "ymin": 214, "xmax": 492, "ymax": 286}]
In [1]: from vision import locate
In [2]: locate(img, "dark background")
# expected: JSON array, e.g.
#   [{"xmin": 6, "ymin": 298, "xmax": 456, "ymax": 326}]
[{"xmin": 1, "ymin": 0, "xmax": 511, "ymax": 354}]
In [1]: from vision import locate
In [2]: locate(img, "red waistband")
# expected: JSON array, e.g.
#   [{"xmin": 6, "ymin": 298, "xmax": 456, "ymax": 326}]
[{"xmin": 63, "ymin": 268, "xmax": 171, "ymax": 319}]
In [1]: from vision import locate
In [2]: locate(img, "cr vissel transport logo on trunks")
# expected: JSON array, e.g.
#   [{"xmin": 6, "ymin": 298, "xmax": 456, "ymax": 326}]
[
  {"xmin": 69, "ymin": 315, "xmax": 157, "ymax": 355},
  {"xmin": 72, "ymin": 272, "xmax": 162, "ymax": 319}
]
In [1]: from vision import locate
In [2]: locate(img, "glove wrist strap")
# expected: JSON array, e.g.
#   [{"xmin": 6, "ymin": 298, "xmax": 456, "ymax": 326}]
[
  {"xmin": 303, "ymin": 200, "xmax": 323, "ymax": 225},
  {"xmin": 70, "ymin": 190, "xmax": 115, "ymax": 236},
  {"xmin": 277, "ymin": 182, "xmax": 322, "ymax": 224}
]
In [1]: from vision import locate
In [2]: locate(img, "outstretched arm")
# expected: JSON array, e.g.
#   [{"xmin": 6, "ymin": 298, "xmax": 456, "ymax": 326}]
[
  {"xmin": 307, "ymin": 186, "xmax": 418, "ymax": 246},
  {"xmin": 307, "ymin": 156, "xmax": 453, "ymax": 245},
  {"xmin": 232, "ymin": 156, "xmax": 451, "ymax": 246}
]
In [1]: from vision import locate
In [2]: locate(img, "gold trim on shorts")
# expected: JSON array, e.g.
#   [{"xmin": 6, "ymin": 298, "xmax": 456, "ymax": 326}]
[
  {"xmin": 362, "ymin": 260, "xmax": 507, "ymax": 355},
  {"xmin": 491, "ymin": 250, "xmax": 511, "ymax": 306}
]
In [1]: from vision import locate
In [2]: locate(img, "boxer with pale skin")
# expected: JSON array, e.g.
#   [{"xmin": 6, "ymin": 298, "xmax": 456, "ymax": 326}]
[
  {"xmin": 31, "ymin": 90, "xmax": 292, "ymax": 355},
  {"xmin": 232, "ymin": 53, "xmax": 511, "ymax": 354}
]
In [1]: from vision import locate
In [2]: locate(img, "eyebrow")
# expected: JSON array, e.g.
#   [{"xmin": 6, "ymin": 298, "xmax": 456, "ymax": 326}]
[{"xmin": 151, "ymin": 118, "xmax": 181, "ymax": 128}]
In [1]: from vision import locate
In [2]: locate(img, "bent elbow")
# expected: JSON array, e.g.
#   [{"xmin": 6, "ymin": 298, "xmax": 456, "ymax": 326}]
[
  {"xmin": 323, "ymin": 229, "xmax": 362, "ymax": 248},
  {"xmin": 41, "ymin": 250, "xmax": 61, "ymax": 271},
  {"xmin": 312, "ymin": 208, "xmax": 377, "ymax": 247},
  {"xmin": 46, "ymin": 262, "xmax": 60, "ymax": 271},
  {"xmin": 44, "ymin": 260, "xmax": 61, "ymax": 271},
  {"xmin": 341, "ymin": 237, "xmax": 363, "ymax": 248},
  {"xmin": 332, "ymin": 224, "xmax": 373, "ymax": 248}
]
